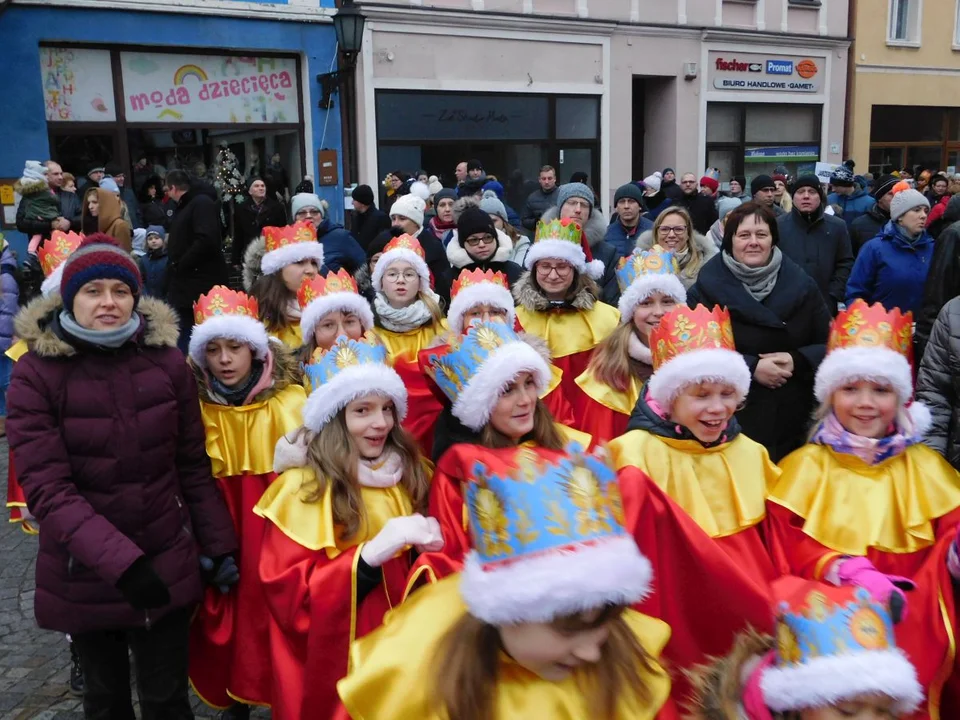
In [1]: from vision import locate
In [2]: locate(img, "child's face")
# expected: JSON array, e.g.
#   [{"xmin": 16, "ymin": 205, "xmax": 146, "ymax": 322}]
[
  {"xmin": 344, "ymin": 394, "xmax": 396, "ymax": 460},
  {"xmin": 669, "ymin": 381, "xmax": 739, "ymax": 444},
  {"xmin": 498, "ymin": 608, "xmax": 612, "ymax": 682},
  {"xmin": 800, "ymin": 694, "xmax": 899, "ymax": 719},
  {"xmin": 146, "ymin": 234, "xmax": 164, "ymax": 250}
]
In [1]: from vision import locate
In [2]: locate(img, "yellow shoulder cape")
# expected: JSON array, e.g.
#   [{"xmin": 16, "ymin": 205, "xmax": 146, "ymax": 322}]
[
  {"xmin": 516, "ymin": 303, "xmax": 619, "ymax": 358},
  {"xmin": 5, "ymin": 339, "xmax": 27, "ymax": 362},
  {"xmin": 375, "ymin": 320, "xmax": 448, "ymax": 364},
  {"xmin": 338, "ymin": 575, "xmax": 671, "ymax": 720},
  {"xmin": 771, "ymin": 443, "xmax": 960, "ymax": 555},
  {"xmin": 575, "ymin": 366, "xmax": 642, "ymax": 416},
  {"xmin": 609, "ymin": 430, "xmax": 778, "ymax": 538},
  {"xmin": 268, "ymin": 321, "xmax": 303, "ymax": 350}
]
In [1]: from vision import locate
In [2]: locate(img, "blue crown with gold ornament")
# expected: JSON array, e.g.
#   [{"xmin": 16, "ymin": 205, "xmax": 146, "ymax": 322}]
[
  {"xmin": 302, "ymin": 332, "xmax": 407, "ymax": 431},
  {"xmin": 459, "ymin": 444, "xmax": 653, "ymax": 625},
  {"xmin": 760, "ymin": 577, "xmax": 923, "ymax": 714},
  {"xmin": 423, "ymin": 321, "xmax": 551, "ymax": 431},
  {"xmin": 616, "ymin": 248, "xmax": 687, "ymax": 323}
]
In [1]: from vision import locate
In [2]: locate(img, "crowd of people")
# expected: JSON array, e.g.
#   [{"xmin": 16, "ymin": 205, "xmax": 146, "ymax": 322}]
[{"xmin": 5, "ymin": 151, "xmax": 960, "ymax": 720}]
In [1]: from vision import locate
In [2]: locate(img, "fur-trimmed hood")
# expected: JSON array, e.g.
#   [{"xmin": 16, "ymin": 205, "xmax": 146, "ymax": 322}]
[
  {"xmin": 192, "ymin": 339, "xmax": 302, "ymax": 405},
  {"xmin": 539, "ymin": 205, "xmax": 608, "ymax": 249},
  {"xmin": 685, "ymin": 629, "xmax": 774, "ymax": 720},
  {"xmin": 13, "ymin": 178, "xmax": 49, "ymax": 197},
  {"xmin": 512, "ymin": 268, "xmax": 598, "ymax": 312},
  {"xmin": 14, "ymin": 294, "xmax": 180, "ymax": 359},
  {"xmin": 242, "ymin": 235, "xmax": 267, "ymax": 292},
  {"xmin": 445, "ymin": 228, "xmax": 515, "ymax": 269}
]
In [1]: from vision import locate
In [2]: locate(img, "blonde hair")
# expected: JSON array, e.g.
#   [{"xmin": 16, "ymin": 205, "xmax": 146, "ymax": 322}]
[
  {"xmin": 652, "ymin": 207, "xmax": 706, "ymax": 281},
  {"xmin": 586, "ymin": 322, "xmax": 649, "ymax": 392},
  {"xmin": 808, "ymin": 394, "xmax": 909, "ymax": 442}
]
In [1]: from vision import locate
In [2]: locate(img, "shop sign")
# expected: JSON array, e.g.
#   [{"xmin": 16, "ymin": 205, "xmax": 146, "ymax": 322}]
[
  {"xmin": 39, "ymin": 48, "xmax": 117, "ymax": 122},
  {"xmin": 709, "ymin": 51, "xmax": 822, "ymax": 93},
  {"xmin": 745, "ymin": 146, "xmax": 820, "ymax": 163},
  {"xmin": 120, "ymin": 53, "xmax": 299, "ymax": 124}
]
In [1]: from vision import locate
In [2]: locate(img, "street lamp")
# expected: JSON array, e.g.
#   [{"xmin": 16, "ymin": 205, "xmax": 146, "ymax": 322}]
[{"xmin": 318, "ymin": 0, "xmax": 366, "ymax": 109}]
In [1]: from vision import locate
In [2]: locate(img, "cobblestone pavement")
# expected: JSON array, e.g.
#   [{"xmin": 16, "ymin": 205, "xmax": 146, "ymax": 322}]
[{"xmin": 1, "ymin": 440, "xmax": 270, "ymax": 719}]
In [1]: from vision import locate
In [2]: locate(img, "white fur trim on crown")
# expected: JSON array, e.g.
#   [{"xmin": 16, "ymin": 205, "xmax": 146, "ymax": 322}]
[
  {"xmin": 584, "ymin": 258, "xmax": 605, "ymax": 281},
  {"xmin": 647, "ymin": 348, "xmax": 751, "ymax": 407},
  {"xmin": 524, "ymin": 238, "xmax": 586, "ymax": 273},
  {"xmin": 299, "ymin": 292, "xmax": 375, "ymax": 340},
  {"xmin": 302, "ymin": 362, "xmax": 408, "ymax": 432},
  {"xmin": 187, "ymin": 314, "xmax": 271, "ymax": 368},
  {"xmin": 460, "ymin": 535, "xmax": 653, "ymax": 625},
  {"xmin": 908, "ymin": 401, "xmax": 932, "ymax": 437},
  {"xmin": 371, "ymin": 248, "xmax": 431, "ymax": 293},
  {"xmin": 814, "ymin": 345, "xmax": 913, "ymax": 404},
  {"xmin": 447, "ymin": 283, "xmax": 516, "ymax": 335},
  {"xmin": 617, "ymin": 275, "xmax": 688, "ymax": 324},
  {"xmin": 41, "ymin": 263, "xmax": 66, "ymax": 297},
  {"xmin": 451, "ymin": 341, "xmax": 551, "ymax": 431},
  {"xmin": 260, "ymin": 241, "xmax": 325, "ymax": 276},
  {"xmin": 760, "ymin": 649, "xmax": 923, "ymax": 714}
]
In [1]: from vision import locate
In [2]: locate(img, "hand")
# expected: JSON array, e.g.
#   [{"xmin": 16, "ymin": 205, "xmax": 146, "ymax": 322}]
[
  {"xmin": 200, "ymin": 555, "xmax": 239, "ymax": 594},
  {"xmin": 116, "ymin": 557, "xmax": 171, "ymax": 610},
  {"xmin": 837, "ymin": 557, "xmax": 915, "ymax": 623},
  {"xmin": 415, "ymin": 517, "xmax": 444, "ymax": 554},
  {"xmin": 360, "ymin": 514, "xmax": 444, "ymax": 568},
  {"xmin": 754, "ymin": 356, "xmax": 792, "ymax": 389},
  {"xmin": 760, "ymin": 352, "xmax": 794, "ymax": 375},
  {"xmin": 58, "ymin": 217, "xmax": 71, "ymax": 231}
]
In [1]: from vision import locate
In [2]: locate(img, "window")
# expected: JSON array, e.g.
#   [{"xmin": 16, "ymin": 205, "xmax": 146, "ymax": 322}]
[
  {"xmin": 869, "ymin": 105, "xmax": 960, "ymax": 175},
  {"xmin": 955, "ymin": 0, "xmax": 960, "ymax": 46},
  {"xmin": 888, "ymin": 0, "xmax": 920, "ymax": 44}
]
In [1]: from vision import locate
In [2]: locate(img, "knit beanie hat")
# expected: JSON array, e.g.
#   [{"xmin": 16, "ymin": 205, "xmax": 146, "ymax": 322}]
[
  {"xmin": 99, "ymin": 177, "xmax": 120, "ymax": 194},
  {"xmin": 700, "ymin": 168, "xmax": 720, "ymax": 194},
  {"xmin": 291, "ymin": 193, "xmax": 324, "ymax": 219},
  {"xmin": 751, "ymin": 174, "xmax": 776, "ymax": 195},
  {"xmin": 458, "ymin": 178, "xmax": 486, "ymax": 199},
  {"xmin": 871, "ymin": 174, "xmax": 899, "ymax": 201},
  {"xmin": 481, "ymin": 180, "xmax": 504, "ymax": 200},
  {"xmin": 791, "ymin": 174, "xmax": 823, "ymax": 197},
  {"xmin": 390, "ymin": 194, "xmax": 426, "ymax": 227},
  {"xmin": 556, "ymin": 183, "xmax": 594, "ymax": 213},
  {"xmin": 478, "ymin": 191, "xmax": 508, "ymax": 224},
  {"xmin": 662, "ymin": 167, "xmax": 675, "ymax": 176},
  {"xmin": 409, "ymin": 181, "xmax": 431, "ymax": 202},
  {"xmin": 731, "ymin": 175, "xmax": 747, "ymax": 191},
  {"xmin": 351, "ymin": 184, "xmax": 375, "ymax": 206},
  {"xmin": 717, "ymin": 196, "xmax": 743, "ymax": 220},
  {"xmin": 427, "ymin": 176, "xmax": 443, "ymax": 196},
  {"xmin": 145, "ymin": 225, "xmax": 165, "ymax": 239},
  {"xmin": 433, "ymin": 188, "xmax": 458, "ymax": 207},
  {"xmin": 60, "ymin": 235, "xmax": 142, "ymax": 312},
  {"xmin": 614, "ymin": 183, "xmax": 644, "ymax": 205},
  {"xmin": 458, "ymin": 205, "xmax": 498, "ymax": 242},
  {"xmin": 643, "ymin": 172, "xmax": 662, "ymax": 193},
  {"xmin": 20, "ymin": 160, "xmax": 48, "ymax": 189},
  {"xmin": 830, "ymin": 166, "xmax": 856, "ymax": 187},
  {"xmin": 889, "ymin": 182, "xmax": 930, "ymax": 223},
  {"xmin": 773, "ymin": 165, "xmax": 790, "ymax": 182}
]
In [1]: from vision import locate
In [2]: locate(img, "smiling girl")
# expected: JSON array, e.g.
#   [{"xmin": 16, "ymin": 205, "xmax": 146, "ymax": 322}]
[
  {"xmin": 297, "ymin": 268, "xmax": 375, "ymax": 375},
  {"xmin": 768, "ymin": 300, "xmax": 960, "ymax": 717},
  {"xmin": 254, "ymin": 333, "xmax": 438, "ymax": 720}
]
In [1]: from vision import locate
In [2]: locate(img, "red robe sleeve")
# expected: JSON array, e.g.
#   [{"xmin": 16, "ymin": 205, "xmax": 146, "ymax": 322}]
[
  {"xmin": 575, "ymin": 394, "xmax": 628, "ymax": 445},
  {"xmin": 542, "ymin": 384, "xmax": 576, "ymax": 428}
]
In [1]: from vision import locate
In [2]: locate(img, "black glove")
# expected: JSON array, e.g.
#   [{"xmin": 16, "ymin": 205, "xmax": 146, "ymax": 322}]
[
  {"xmin": 199, "ymin": 554, "xmax": 239, "ymax": 594},
  {"xmin": 116, "ymin": 557, "xmax": 171, "ymax": 610}
]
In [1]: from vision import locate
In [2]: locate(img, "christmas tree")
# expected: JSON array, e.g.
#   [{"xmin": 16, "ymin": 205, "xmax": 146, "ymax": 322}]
[{"xmin": 213, "ymin": 143, "xmax": 246, "ymax": 249}]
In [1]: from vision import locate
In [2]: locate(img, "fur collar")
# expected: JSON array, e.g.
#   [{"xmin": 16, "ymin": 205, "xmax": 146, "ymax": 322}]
[
  {"xmin": 14, "ymin": 178, "xmax": 50, "ymax": 198},
  {"xmin": 636, "ymin": 227, "xmax": 718, "ymax": 261},
  {"xmin": 191, "ymin": 340, "xmax": 302, "ymax": 404},
  {"xmin": 243, "ymin": 235, "xmax": 267, "ymax": 292},
  {"xmin": 685, "ymin": 629, "xmax": 773, "ymax": 720},
  {"xmin": 512, "ymin": 270, "xmax": 598, "ymax": 312},
  {"xmin": 15, "ymin": 294, "xmax": 180, "ymax": 359},
  {"xmin": 445, "ymin": 228, "xmax": 515, "ymax": 269},
  {"xmin": 539, "ymin": 205, "xmax": 608, "ymax": 249}
]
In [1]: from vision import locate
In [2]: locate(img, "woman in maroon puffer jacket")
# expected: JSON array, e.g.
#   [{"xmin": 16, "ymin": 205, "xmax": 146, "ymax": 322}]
[{"xmin": 7, "ymin": 236, "xmax": 237, "ymax": 719}]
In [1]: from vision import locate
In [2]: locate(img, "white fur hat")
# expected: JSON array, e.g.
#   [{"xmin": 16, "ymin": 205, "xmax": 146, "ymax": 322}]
[
  {"xmin": 524, "ymin": 217, "xmax": 604, "ymax": 281},
  {"xmin": 446, "ymin": 268, "xmax": 516, "ymax": 335},
  {"xmin": 260, "ymin": 222, "xmax": 325, "ymax": 276},
  {"xmin": 188, "ymin": 286, "xmax": 270, "ymax": 368},
  {"xmin": 298, "ymin": 269, "xmax": 375, "ymax": 341},
  {"xmin": 389, "ymin": 194, "xmax": 426, "ymax": 228},
  {"xmin": 371, "ymin": 234, "xmax": 432, "ymax": 293}
]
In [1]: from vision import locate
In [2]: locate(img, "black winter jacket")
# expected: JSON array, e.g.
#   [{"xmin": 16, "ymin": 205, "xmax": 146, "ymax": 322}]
[
  {"xmin": 916, "ymin": 296, "xmax": 960, "ymax": 468},
  {"xmin": 166, "ymin": 191, "xmax": 229, "ymax": 310},
  {"xmin": 850, "ymin": 204, "xmax": 889, "ymax": 257},
  {"xmin": 231, "ymin": 196, "xmax": 287, "ymax": 266},
  {"xmin": 353, "ymin": 206, "xmax": 391, "ymax": 251},
  {"xmin": 776, "ymin": 206, "xmax": 853, "ymax": 316},
  {"xmin": 674, "ymin": 192, "xmax": 718, "ymax": 235},
  {"xmin": 688, "ymin": 253, "xmax": 830, "ymax": 461},
  {"xmin": 521, "ymin": 187, "xmax": 559, "ymax": 231},
  {"xmin": 916, "ymin": 195, "xmax": 960, "ymax": 361}
]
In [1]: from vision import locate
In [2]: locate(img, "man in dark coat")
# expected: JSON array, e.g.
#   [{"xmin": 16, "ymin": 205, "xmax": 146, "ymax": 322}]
[
  {"xmin": 165, "ymin": 170, "xmax": 230, "ymax": 352},
  {"xmin": 605, "ymin": 183, "xmax": 654, "ymax": 257},
  {"xmin": 675, "ymin": 173, "xmax": 719, "ymax": 235},
  {"xmin": 231, "ymin": 177, "xmax": 287, "ymax": 267},
  {"xmin": 521, "ymin": 166, "xmax": 560, "ymax": 231},
  {"xmin": 916, "ymin": 194, "xmax": 960, "ymax": 360},
  {"xmin": 776, "ymin": 174, "xmax": 853, "ymax": 316},
  {"xmin": 351, "ymin": 184, "xmax": 391, "ymax": 251},
  {"xmin": 850, "ymin": 174, "xmax": 897, "ymax": 256}
]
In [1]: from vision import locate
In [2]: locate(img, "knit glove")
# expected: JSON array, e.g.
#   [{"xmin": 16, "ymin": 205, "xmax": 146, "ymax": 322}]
[
  {"xmin": 836, "ymin": 556, "xmax": 915, "ymax": 624},
  {"xmin": 199, "ymin": 555, "xmax": 239, "ymax": 594},
  {"xmin": 360, "ymin": 514, "xmax": 444, "ymax": 568},
  {"xmin": 116, "ymin": 557, "xmax": 171, "ymax": 610}
]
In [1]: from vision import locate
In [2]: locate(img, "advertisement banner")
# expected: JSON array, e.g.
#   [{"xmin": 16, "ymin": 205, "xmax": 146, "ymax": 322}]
[
  {"xmin": 744, "ymin": 146, "xmax": 820, "ymax": 162},
  {"xmin": 120, "ymin": 53, "xmax": 299, "ymax": 124},
  {"xmin": 40, "ymin": 47, "xmax": 116, "ymax": 122},
  {"xmin": 709, "ymin": 52, "xmax": 823, "ymax": 93}
]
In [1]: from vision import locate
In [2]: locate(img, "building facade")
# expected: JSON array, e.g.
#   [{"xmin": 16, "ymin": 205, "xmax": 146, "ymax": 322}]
[
  {"xmin": 355, "ymin": 0, "xmax": 850, "ymax": 208},
  {"xmin": 848, "ymin": 0, "xmax": 960, "ymax": 176}
]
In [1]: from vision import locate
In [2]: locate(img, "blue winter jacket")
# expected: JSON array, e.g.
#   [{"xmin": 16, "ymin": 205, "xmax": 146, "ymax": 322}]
[
  {"xmin": 139, "ymin": 247, "xmax": 170, "ymax": 299},
  {"xmin": 845, "ymin": 221, "xmax": 934, "ymax": 316},
  {"xmin": 605, "ymin": 216, "xmax": 655, "ymax": 258},
  {"xmin": 0, "ymin": 242, "xmax": 18, "ymax": 351},
  {"xmin": 316, "ymin": 218, "xmax": 367, "ymax": 274},
  {"xmin": 827, "ymin": 188, "xmax": 876, "ymax": 228}
]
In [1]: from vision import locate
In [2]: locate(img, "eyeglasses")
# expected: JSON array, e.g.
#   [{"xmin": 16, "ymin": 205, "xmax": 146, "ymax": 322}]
[
  {"xmin": 296, "ymin": 209, "xmax": 322, "ymax": 218},
  {"xmin": 536, "ymin": 262, "xmax": 573, "ymax": 277},
  {"xmin": 384, "ymin": 270, "xmax": 419, "ymax": 282},
  {"xmin": 465, "ymin": 234, "xmax": 495, "ymax": 247},
  {"xmin": 563, "ymin": 199, "xmax": 591, "ymax": 211},
  {"xmin": 657, "ymin": 226, "xmax": 687, "ymax": 236}
]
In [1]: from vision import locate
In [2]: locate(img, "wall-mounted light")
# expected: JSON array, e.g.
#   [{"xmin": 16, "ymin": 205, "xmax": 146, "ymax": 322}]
[
  {"xmin": 684, "ymin": 62, "xmax": 698, "ymax": 81},
  {"xmin": 317, "ymin": 0, "xmax": 367, "ymax": 109}
]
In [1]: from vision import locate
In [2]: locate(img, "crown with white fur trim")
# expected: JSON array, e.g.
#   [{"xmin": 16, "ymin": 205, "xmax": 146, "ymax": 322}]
[
  {"xmin": 371, "ymin": 234, "xmax": 432, "ymax": 293},
  {"xmin": 424, "ymin": 321, "xmax": 550, "ymax": 431},
  {"xmin": 524, "ymin": 218, "xmax": 604, "ymax": 281},
  {"xmin": 302, "ymin": 333, "xmax": 407, "ymax": 432},
  {"xmin": 447, "ymin": 268, "xmax": 515, "ymax": 335},
  {"xmin": 461, "ymin": 444, "xmax": 653, "ymax": 625},
  {"xmin": 298, "ymin": 268, "xmax": 374, "ymax": 341},
  {"xmin": 760, "ymin": 576, "xmax": 922, "ymax": 714},
  {"xmin": 616, "ymin": 248, "xmax": 687, "ymax": 323},
  {"xmin": 188, "ymin": 286, "xmax": 270, "ymax": 367},
  {"xmin": 647, "ymin": 305, "xmax": 750, "ymax": 406},
  {"xmin": 259, "ymin": 222, "xmax": 325, "ymax": 276}
]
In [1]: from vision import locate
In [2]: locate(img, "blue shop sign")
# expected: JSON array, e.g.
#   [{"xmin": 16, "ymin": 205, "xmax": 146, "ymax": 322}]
[{"xmin": 744, "ymin": 145, "xmax": 820, "ymax": 162}]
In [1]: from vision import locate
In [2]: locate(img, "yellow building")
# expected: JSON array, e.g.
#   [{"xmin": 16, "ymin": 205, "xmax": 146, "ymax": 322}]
[{"xmin": 848, "ymin": 0, "xmax": 960, "ymax": 175}]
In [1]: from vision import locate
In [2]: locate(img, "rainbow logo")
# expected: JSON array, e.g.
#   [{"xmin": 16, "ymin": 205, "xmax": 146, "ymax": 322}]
[{"xmin": 173, "ymin": 64, "xmax": 208, "ymax": 85}]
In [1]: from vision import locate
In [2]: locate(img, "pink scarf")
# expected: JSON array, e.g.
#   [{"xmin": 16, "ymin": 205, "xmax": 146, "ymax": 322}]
[{"xmin": 357, "ymin": 450, "xmax": 404, "ymax": 488}]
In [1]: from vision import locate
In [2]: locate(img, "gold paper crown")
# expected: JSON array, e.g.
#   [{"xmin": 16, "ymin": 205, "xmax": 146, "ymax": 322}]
[
  {"xmin": 193, "ymin": 285, "xmax": 260, "ymax": 325},
  {"xmin": 650, "ymin": 305, "xmax": 736, "ymax": 371},
  {"xmin": 382, "ymin": 233, "xmax": 426, "ymax": 260},
  {"xmin": 451, "ymin": 268, "xmax": 509, "ymax": 303},
  {"xmin": 39, "ymin": 230, "xmax": 84, "ymax": 276},
  {"xmin": 828, "ymin": 299, "xmax": 913, "ymax": 365},
  {"xmin": 263, "ymin": 221, "xmax": 317, "ymax": 253},
  {"xmin": 534, "ymin": 217, "xmax": 583, "ymax": 245},
  {"xmin": 298, "ymin": 267, "xmax": 359, "ymax": 310}
]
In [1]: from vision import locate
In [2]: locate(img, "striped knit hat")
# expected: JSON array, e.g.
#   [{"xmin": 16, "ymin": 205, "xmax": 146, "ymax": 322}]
[{"xmin": 60, "ymin": 234, "xmax": 141, "ymax": 312}]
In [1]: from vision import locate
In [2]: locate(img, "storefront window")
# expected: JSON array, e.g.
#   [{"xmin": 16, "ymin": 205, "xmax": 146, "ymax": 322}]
[{"xmin": 869, "ymin": 106, "xmax": 960, "ymax": 174}]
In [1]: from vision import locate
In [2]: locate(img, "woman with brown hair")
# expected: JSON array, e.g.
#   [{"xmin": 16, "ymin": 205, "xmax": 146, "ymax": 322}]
[
  {"xmin": 635, "ymin": 206, "xmax": 717, "ymax": 290},
  {"xmin": 255, "ymin": 333, "xmax": 440, "ymax": 720},
  {"xmin": 82, "ymin": 186, "xmax": 133, "ymax": 252},
  {"xmin": 576, "ymin": 248, "xmax": 686, "ymax": 442},
  {"xmin": 243, "ymin": 221, "xmax": 324, "ymax": 349},
  {"xmin": 338, "ymin": 445, "xmax": 676, "ymax": 720}
]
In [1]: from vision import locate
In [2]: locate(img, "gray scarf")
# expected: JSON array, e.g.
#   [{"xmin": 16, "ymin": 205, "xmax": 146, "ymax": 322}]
[
  {"xmin": 374, "ymin": 291, "xmax": 439, "ymax": 332},
  {"xmin": 59, "ymin": 310, "xmax": 142, "ymax": 348},
  {"xmin": 721, "ymin": 247, "xmax": 782, "ymax": 302}
]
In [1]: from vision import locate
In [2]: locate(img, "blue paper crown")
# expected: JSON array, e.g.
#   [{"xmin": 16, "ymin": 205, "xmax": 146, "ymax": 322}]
[
  {"xmin": 774, "ymin": 586, "xmax": 898, "ymax": 668},
  {"xmin": 615, "ymin": 248, "xmax": 679, "ymax": 293},
  {"xmin": 465, "ymin": 444, "xmax": 629, "ymax": 568},
  {"xmin": 425, "ymin": 321, "xmax": 520, "ymax": 404},
  {"xmin": 305, "ymin": 333, "xmax": 389, "ymax": 390}
]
